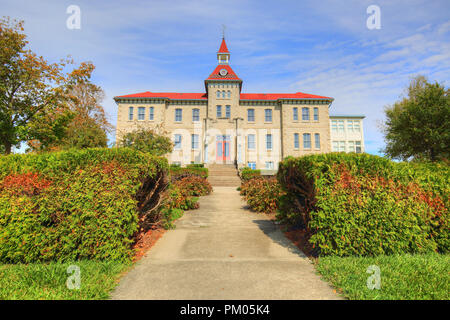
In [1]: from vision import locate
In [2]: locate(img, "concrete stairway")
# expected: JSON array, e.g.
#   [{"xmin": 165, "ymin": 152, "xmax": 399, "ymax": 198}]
[{"xmin": 207, "ymin": 164, "xmax": 241, "ymax": 187}]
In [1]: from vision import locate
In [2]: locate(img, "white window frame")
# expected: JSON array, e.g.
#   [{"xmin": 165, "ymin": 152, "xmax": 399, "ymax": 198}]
[
  {"xmin": 191, "ymin": 134, "xmax": 199, "ymax": 150},
  {"xmin": 175, "ymin": 108, "xmax": 182, "ymax": 122},
  {"xmin": 302, "ymin": 107, "xmax": 310, "ymax": 121},
  {"xmin": 138, "ymin": 107, "xmax": 145, "ymax": 121},
  {"xmin": 192, "ymin": 108, "xmax": 200, "ymax": 122},
  {"xmin": 247, "ymin": 109, "xmax": 255, "ymax": 122},
  {"xmin": 266, "ymin": 134, "xmax": 272, "ymax": 150},
  {"xmin": 174, "ymin": 134, "xmax": 182, "ymax": 150},
  {"xmin": 303, "ymin": 133, "xmax": 311, "ymax": 149},
  {"xmin": 149, "ymin": 106, "xmax": 154, "ymax": 121},
  {"xmin": 247, "ymin": 134, "xmax": 256, "ymax": 150},
  {"xmin": 294, "ymin": 133, "xmax": 299, "ymax": 149},
  {"xmin": 314, "ymin": 133, "xmax": 320, "ymax": 149},
  {"xmin": 216, "ymin": 105, "xmax": 222, "ymax": 118},
  {"xmin": 128, "ymin": 107, "xmax": 134, "ymax": 121},
  {"xmin": 265, "ymin": 109, "xmax": 272, "ymax": 122}
]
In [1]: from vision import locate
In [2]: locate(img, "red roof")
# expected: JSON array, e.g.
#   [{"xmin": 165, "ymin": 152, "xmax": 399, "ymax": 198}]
[
  {"xmin": 115, "ymin": 91, "xmax": 207, "ymax": 100},
  {"xmin": 115, "ymin": 91, "xmax": 332, "ymax": 101},
  {"xmin": 206, "ymin": 64, "xmax": 241, "ymax": 81},
  {"xmin": 240, "ymin": 92, "xmax": 332, "ymax": 100},
  {"xmin": 218, "ymin": 38, "xmax": 229, "ymax": 53}
]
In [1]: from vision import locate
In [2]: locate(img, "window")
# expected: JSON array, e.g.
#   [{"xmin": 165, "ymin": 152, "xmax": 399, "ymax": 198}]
[
  {"xmin": 149, "ymin": 107, "xmax": 154, "ymax": 120},
  {"xmin": 332, "ymin": 141, "xmax": 339, "ymax": 152},
  {"xmin": 338, "ymin": 120, "xmax": 345, "ymax": 133},
  {"xmin": 313, "ymin": 107, "xmax": 319, "ymax": 121},
  {"xmin": 175, "ymin": 108, "xmax": 182, "ymax": 122},
  {"xmin": 216, "ymin": 91, "xmax": 220, "ymax": 98},
  {"xmin": 128, "ymin": 107, "xmax": 134, "ymax": 120},
  {"xmin": 247, "ymin": 109, "xmax": 255, "ymax": 122},
  {"xmin": 227, "ymin": 90, "xmax": 231, "ymax": 98},
  {"xmin": 192, "ymin": 108, "xmax": 199, "ymax": 122},
  {"xmin": 293, "ymin": 107, "xmax": 298, "ymax": 121},
  {"xmin": 294, "ymin": 133, "xmax": 299, "ymax": 149},
  {"xmin": 265, "ymin": 109, "xmax": 272, "ymax": 122},
  {"xmin": 314, "ymin": 133, "xmax": 320, "ymax": 149},
  {"xmin": 222, "ymin": 91, "xmax": 226, "ymax": 98},
  {"xmin": 303, "ymin": 133, "xmax": 311, "ymax": 149},
  {"xmin": 216, "ymin": 105, "xmax": 222, "ymax": 118},
  {"xmin": 356, "ymin": 141, "xmax": 362, "ymax": 153},
  {"xmin": 247, "ymin": 134, "xmax": 255, "ymax": 150},
  {"xmin": 331, "ymin": 120, "xmax": 338, "ymax": 133},
  {"xmin": 302, "ymin": 107, "xmax": 310, "ymax": 121},
  {"xmin": 265, "ymin": 161, "xmax": 274, "ymax": 170},
  {"xmin": 354, "ymin": 121, "xmax": 361, "ymax": 132},
  {"xmin": 348, "ymin": 141, "xmax": 355, "ymax": 152},
  {"xmin": 225, "ymin": 105, "xmax": 231, "ymax": 118},
  {"xmin": 191, "ymin": 134, "xmax": 199, "ymax": 150},
  {"xmin": 347, "ymin": 120, "xmax": 354, "ymax": 132},
  {"xmin": 138, "ymin": 107, "xmax": 145, "ymax": 120},
  {"xmin": 247, "ymin": 162, "xmax": 256, "ymax": 170},
  {"xmin": 339, "ymin": 141, "xmax": 345, "ymax": 152},
  {"xmin": 174, "ymin": 134, "xmax": 182, "ymax": 150},
  {"xmin": 266, "ymin": 134, "xmax": 272, "ymax": 150}
]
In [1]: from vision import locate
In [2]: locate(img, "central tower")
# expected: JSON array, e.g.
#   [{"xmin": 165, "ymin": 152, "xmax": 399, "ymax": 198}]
[{"xmin": 204, "ymin": 38, "xmax": 243, "ymax": 165}]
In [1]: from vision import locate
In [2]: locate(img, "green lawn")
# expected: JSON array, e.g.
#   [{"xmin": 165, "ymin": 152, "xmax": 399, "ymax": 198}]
[
  {"xmin": 316, "ymin": 253, "xmax": 450, "ymax": 300},
  {"xmin": 0, "ymin": 261, "xmax": 130, "ymax": 300}
]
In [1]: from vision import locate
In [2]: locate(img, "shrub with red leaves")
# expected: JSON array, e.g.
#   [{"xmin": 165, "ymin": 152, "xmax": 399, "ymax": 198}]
[{"xmin": 0, "ymin": 172, "xmax": 52, "ymax": 196}]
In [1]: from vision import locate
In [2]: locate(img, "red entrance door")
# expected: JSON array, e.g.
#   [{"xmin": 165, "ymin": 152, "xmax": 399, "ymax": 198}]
[{"xmin": 216, "ymin": 135, "xmax": 230, "ymax": 162}]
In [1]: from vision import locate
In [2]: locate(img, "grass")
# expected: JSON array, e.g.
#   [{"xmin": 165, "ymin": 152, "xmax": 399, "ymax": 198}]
[
  {"xmin": 0, "ymin": 260, "xmax": 130, "ymax": 300},
  {"xmin": 315, "ymin": 253, "xmax": 450, "ymax": 300}
]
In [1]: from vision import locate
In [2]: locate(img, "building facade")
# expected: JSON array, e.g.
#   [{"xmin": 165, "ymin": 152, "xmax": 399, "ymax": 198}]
[
  {"xmin": 330, "ymin": 115, "xmax": 365, "ymax": 153},
  {"xmin": 114, "ymin": 38, "xmax": 364, "ymax": 169}
]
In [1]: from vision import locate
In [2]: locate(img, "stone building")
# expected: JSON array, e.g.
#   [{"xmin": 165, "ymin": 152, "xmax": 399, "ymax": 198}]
[
  {"xmin": 330, "ymin": 115, "xmax": 365, "ymax": 154},
  {"xmin": 114, "ymin": 38, "xmax": 364, "ymax": 169}
]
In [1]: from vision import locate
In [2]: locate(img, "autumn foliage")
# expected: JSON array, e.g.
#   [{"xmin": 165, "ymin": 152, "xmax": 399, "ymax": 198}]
[
  {"xmin": 277, "ymin": 153, "xmax": 449, "ymax": 256},
  {"xmin": 240, "ymin": 176, "xmax": 284, "ymax": 213},
  {"xmin": 0, "ymin": 148, "xmax": 168, "ymax": 263}
]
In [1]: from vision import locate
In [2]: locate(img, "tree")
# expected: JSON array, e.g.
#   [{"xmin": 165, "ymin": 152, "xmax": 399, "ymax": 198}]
[
  {"xmin": 382, "ymin": 75, "xmax": 450, "ymax": 161},
  {"xmin": 118, "ymin": 127, "xmax": 173, "ymax": 156},
  {"xmin": 54, "ymin": 62, "xmax": 112, "ymax": 150},
  {"xmin": 0, "ymin": 17, "xmax": 98, "ymax": 154}
]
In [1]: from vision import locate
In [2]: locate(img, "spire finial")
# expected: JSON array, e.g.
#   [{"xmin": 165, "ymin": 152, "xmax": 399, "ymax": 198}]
[{"xmin": 222, "ymin": 24, "xmax": 226, "ymax": 39}]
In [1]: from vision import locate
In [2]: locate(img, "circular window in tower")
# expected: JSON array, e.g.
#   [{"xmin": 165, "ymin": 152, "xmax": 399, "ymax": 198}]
[{"xmin": 219, "ymin": 68, "xmax": 228, "ymax": 76}]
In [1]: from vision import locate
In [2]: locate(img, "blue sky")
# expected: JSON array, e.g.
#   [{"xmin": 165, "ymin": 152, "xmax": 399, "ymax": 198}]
[{"xmin": 2, "ymin": 0, "xmax": 449, "ymax": 155}]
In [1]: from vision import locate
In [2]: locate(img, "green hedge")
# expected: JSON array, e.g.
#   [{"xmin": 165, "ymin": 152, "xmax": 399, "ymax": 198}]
[
  {"xmin": 277, "ymin": 153, "xmax": 449, "ymax": 256},
  {"xmin": 0, "ymin": 148, "xmax": 168, "ymax": 263},
  {"xmin": 240, "ymin": 176, "xmax": 284, "ymax": 213},
  {"xmin": 239, "ymin": 167, "xmax": 261, "ymax": 181},
  {"xmin": 169, "ymin": 166, "xmax": 208, "ymax": 179}
]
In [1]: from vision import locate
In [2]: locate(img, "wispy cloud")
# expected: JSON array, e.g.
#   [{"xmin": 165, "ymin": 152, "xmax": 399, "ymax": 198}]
[{"xmin": 2, "ymin": 0, "xmax": 449, "ymax": 154}]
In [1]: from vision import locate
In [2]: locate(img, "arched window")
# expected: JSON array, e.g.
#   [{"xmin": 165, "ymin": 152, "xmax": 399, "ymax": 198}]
[
  {"xmin": 222, "ymin": 90, "xmax": 226, "ymax": 98},
  {"xmin": 227, "ymin": 90, "xmax": 231, "ymax": 98},
  {"xmin": 216, "ymin": 91, "xmax": 220, "ymax": 98}
]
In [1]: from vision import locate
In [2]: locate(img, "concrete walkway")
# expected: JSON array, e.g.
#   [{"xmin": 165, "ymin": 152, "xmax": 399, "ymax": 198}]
[{"xmin": 111, "ymin": 187, "xmax": 341, "ymax": 300}]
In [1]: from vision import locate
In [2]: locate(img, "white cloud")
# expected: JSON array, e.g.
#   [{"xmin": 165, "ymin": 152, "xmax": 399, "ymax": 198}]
[{"xmin": 1, "ymin": 0, "xmax": 449, "ymax": 155}]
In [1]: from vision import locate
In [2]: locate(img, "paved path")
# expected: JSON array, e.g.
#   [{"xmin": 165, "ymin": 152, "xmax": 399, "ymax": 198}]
[{"xmin": 111, "ymin": 187, "xmax": 341, "ymax": 300}]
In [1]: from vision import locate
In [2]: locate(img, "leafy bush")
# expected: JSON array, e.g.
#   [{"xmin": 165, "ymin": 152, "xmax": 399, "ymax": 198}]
[
  {"xmin": 169, "ymin": 166, "xmax": 209, "ymax": 180},
  {"xmin": 240, "ymin": 167, "xmax": 261, "ymax": 181},
  {"xmin": 175, "ymin": 176, "xmax": 212, "ymax": 197},
  {"xmin": 277, "ymin": 153, "xmax": 449, "ymax": 256},
  {"xmin": 186, "ymin": 163, "xmax": 204, "ymax": 168},
  {"xmin": 160, "ymin": 175, "xmax": 212, "ymax": 228},
  {"xmin": 118, "ymin": 128, "xmax": 173, "ymax": 156},
  {"xmin": 240, "ymin": 177, "xmax": 284, "ymax": 213},
  {"xmin": 0, "ymin": 148, "xmax": 168, "ymax": 263}
]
